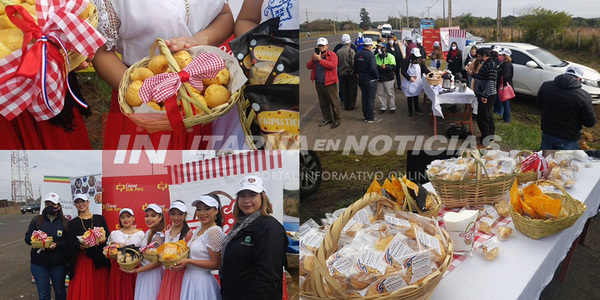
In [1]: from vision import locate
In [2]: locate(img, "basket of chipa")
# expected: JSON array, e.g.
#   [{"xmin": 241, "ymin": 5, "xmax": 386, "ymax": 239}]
[
  {"xmin": 515, "ymin": 151, "xmax": 548, "ymax": 185},
  {"xmin": 31, "ymin": 230, "xmax": 53, "ymax": 249},
  {"xmin": 509, "ymin": 179, "xmax": 586, "ymax": 239},
  {"xmin": 78, "ymin": 227, "xmax": 106, "ymax": 247},
  {"xmin": 103, "ymin": 243, "xmax": 123, "ymax": 259},
  {"xmin": 426, "ymin": 150, "xmax": 518, "ymax": 208},
  {"xmin": 140, "ymin": 241, "xmax": 160, "ymax": 262},
  {"xmin": 364, "ymin": 175, "xmax": 441, "ymax": 219},
  {"xmin": 117, "ymin": 247, "xmax": 143, "ymax": 271},
  {"xmin": 118, "ymin": 38, "xmax": 247, "ymax": 133},
  {"xmin": 157, "ymin": 240, "xmax": 189, "ymax": 269},
  {"xmin": 299, "ymin": 192, "xmax": 453, "ymax": 299}
]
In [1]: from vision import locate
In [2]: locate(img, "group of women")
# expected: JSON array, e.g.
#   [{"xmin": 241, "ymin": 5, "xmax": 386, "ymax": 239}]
[{"xmin": 25, "ymin": 175, "xmax": 288, "ymax": 300}]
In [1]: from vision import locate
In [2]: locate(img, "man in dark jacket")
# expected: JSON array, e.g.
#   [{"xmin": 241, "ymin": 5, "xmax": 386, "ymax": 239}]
[
  {"xmin": 471, "ymin": 48, "xmax": 498, "ymax": 148},
  {"xmin": 387, "ymin": 36, "xmax": 404, "ymax": 90},
  {"xmin": 307, "ymin": 37, "xmax": 341, "ymax": 128},
  {"xmin": 537, "ymin": 66, "xmax": 596, "ymax": 149},
  {"xmin": 354, "ymin": 38, "xmax": 382, "ymax": 123},
  {"xmin": 337, "ymin": 34, "xmax": 358, "ymax": 110}
]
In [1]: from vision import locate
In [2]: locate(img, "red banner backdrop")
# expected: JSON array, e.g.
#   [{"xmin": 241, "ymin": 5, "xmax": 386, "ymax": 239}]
[
  {"xmin": 423, "ymin": 29, "xmax": 441, "ymax": 59},
  {"xmin": 102, "ymin": 174, "xmax": 171, "ymax": 232}
]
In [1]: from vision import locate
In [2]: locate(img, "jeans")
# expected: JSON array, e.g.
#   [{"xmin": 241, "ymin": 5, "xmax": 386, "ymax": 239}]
[
  {"xmin": 31, "ymin": 263, "xmax": 66, "ymax": 300},
  {"xmin": 540, "ymin": 133, "xmax": 579, "ymax": 150},
  {"xmin": 359, "ymin": 80, "xmax": 377, "ymax": 121},
  {"xmin": 497, "ymin": 99, "xmax": 511, "ymax": 122}
]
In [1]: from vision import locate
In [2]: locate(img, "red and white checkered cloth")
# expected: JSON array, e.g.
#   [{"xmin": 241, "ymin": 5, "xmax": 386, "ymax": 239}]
[
  {"xmin": 436, "ymin": 207, "xmax": 513, "ymax": 276},
  {"xmin": 0, "ymin": 0, "xmax": 106, "ymax": 121},
  {"xmin": 139, "ymin": 52, "xmax": 225, "ymax": 103}
]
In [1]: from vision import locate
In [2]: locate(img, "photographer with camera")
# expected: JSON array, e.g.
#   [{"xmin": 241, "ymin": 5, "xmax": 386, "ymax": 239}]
[{"xmin": 306, "ymin": 37, "xmax": 341, "ymax": 129}]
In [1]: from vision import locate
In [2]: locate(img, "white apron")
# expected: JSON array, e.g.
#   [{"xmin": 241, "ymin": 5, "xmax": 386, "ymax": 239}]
[{"xmin": 402, "ymin": 63, "xmax": 423, "ymax": 97}]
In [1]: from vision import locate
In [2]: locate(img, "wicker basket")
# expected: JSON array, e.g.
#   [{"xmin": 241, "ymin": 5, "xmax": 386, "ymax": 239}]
[
  {"xmin": 144, "ymin": 251, "xmax": 159, "ymax": 262},
  {"xmin": 515, "ymin": 151, "xmax": 540, "ymax": 185},
  {"xmin": 67, "ymin": 2, "xmax": 98, "ymax": 72},
  {"xmin": 118, "ymin": 39, "xmax": 243, "ymax": 133},
  {"xmin": 237, "ymin": 98, "xmax": 259, "ymax": 150},
  {"xmin": 398, "ymin": 179, "xmax": 441, "ymax": 219},
  {"xmin": 160, "ymin": 248, "xmax": 190, "ymax": 269},
  {"xmin": 425, "ymin": 72, "xmax": 442, "ymax": 86},
  {"xmin": 32, "ymin": 238, "xmax": 53, "ymax": 249},
  {"xmin": 300, "ymin": 193, "xmax": 453, "ymax": 300},
  {"xmin": 117, "ymin": 248, "xmax": 143, "ymax": 271},
  {"xmin": 509, "ymin": 180, "xmax": 586, "ymax": 239}
]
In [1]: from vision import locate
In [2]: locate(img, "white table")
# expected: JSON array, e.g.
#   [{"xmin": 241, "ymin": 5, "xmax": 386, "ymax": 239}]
[
  {"xmin": 422, "ymin": 75, "xmax": 478, "ymax": 136},
  {"xmin": 427, "ymin": 162, "xmax": 600, "ymax": 300}
]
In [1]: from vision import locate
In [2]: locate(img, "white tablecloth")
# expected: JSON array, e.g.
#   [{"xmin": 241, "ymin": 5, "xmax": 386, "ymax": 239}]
[
  {"xmin": 427, "ymin": 162, "xmax": 600, "ymax": 300},
  {"xmin": 423, "ymin": 74, "xmax": 478, "ymax": 118}
]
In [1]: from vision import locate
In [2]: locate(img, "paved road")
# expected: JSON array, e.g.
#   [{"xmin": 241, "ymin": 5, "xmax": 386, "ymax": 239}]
[
  {"xmin": 300, "ymin": 34, "xmax": 453, "ymax": 153},
  {"xmin": 0, "ymin": 213, "xmax": 40, "ymax": 300}
]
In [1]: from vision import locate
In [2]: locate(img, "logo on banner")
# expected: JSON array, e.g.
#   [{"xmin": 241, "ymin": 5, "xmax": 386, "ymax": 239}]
[
  {"xmin": 157, "ymin": 182, "xmax": 168, "ymax": 191},
  {"xmin": 116, "ymin": 184, "xmax": 125, "ymax": 192},
  {"xmin": 115, "ymin": 183, "xmax": 144, "ymax": 192}
]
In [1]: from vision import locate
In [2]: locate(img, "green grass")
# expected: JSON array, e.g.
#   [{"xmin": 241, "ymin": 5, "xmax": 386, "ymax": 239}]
[{"xmin": 494, "ymin": 115, "xmax": 542, "ymax": 150}]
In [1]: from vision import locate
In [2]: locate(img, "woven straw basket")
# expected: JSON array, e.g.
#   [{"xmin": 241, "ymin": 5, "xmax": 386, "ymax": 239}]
[
  {"xmin": 67, "ymin": 2, "xmax": 98, "ymax": 72},
  {"xmin": 160, "ymin": 248, "xmax": 190, "ymax": 269},
  {"xmin": 31, "ymin": 238, "xmax": 53, "ymax": 249},
  {"xmin": 144, "ymin": 251, "xmax": 159, "ymax": 262},
  {"xmin": 515, "ymin": 151, "xmax": 540, "ymax": 185},
  {"xmin": 300, "ymin": 193, "xmax": 453, "ymax": 300},
  {"xmin": 118, "ymin": 38, "xmax": 242, "ymax": 133},
  {"xmin": 237, "ymin": 98, "xmax": 259, "ymax": 150},
  {"xmin": 425, "ymin": 72, "xmax": 442, "ymax": 86},
  {"xmin": 117, "ymin": 248, "xmax": 143, "ymax": 271},
  {"xmin": 510, "ymin": 180, "xmax": 586, "ymax": 239},
  {"xmin": 398, "ymin": 179, "xmax": 441, "ymax": 219}
]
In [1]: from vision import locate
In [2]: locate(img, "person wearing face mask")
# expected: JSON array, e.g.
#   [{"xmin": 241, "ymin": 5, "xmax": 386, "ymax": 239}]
[
  {"xmin": 429, "ymin": 41, "xmax": 443, "ymax": 70},
  {"xmin": 337, "ymin": 34, "xmax": 359, "ymax": 111},
  {"xmin": 496, "ymin": 48, "xmax": 514, "ymax": 123},
  {"xmin": 490, "ymin": 45, "xmax": 503, "ymax": 116},
  {"xmin": 387, "ymin": 36, "xmax": 404, "ymax": 90},
  {"xmin": 355, "ymin": 32, "xmax": 365, "ymax": 51},
  {"xmin": 354, "ymin": 38, "xmax": 382, "ymax": 123},
  {"xmin": 307, "ymin": 37, "xmax": 341, "ymax": 129},
  {"xmin": 375, "ymin": 43, "xmax": 397, "ymax": 114},
  {"xmin": 219, "ymin": 175, "xmax": 288, "ymax": 300},
  {"xmin": 25, "ymin": 193, "xmax": 70, "ymax": 300},
  {"xmin": 446, "ymin": 41, "xmax": 463, "ymax": 77},
  {"xmin": 416, "ymin": 38, "xmax": 427, "ymax": 65},
  {"xmin": 401, "ymin": 48, "xmax": 429, "ymax": 116}
]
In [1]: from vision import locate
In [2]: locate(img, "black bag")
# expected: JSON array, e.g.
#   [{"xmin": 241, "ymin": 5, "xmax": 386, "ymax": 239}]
[{"xmin": 446, "ymin": 124, "xmax": 468, "ymax": 139}]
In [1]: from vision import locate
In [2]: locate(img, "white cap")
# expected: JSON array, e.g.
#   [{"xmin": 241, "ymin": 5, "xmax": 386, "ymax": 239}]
[
  {"xmin": 416, "ymin": 38, "xmax": 422, "ymax": 44},
  {"xmin": 565, "ymin": 66, "xmax": 584, "ymax": 79},
  {"xmin": 192, "ymin": 195, "xmax": 219, "ymax": 209},
  {"xmin": 499, "ymin": 48, "xmax": 512, "ymax": 56},
  {"xmin": 145, "ymin": 203, "xmax": 163, "ymax": 214},
  {"xmin": 44, "ymin": 192, "xmax": 60, "ymax": 204},
  {"xmin": 411, "ymin": 48, "xmax": 422, "ymax": 57},
  {"xmin": 358, "ymin": 32, "xmax": 363, "ymax": 38},
  {"xmin": 316, "ymin": 37, "xmax": 328, "ymax": 46},
  {"xmin": 169, "ymin": 201, "xmax": 187, "ymax": 213},
  {"xmin": 341, "ymin": 34, "xmax": 351, "ymax": 44},
  {"xmin": 238, "ymin": 175, "xmax": 265, "ymax": 194},
  {"xmin": 433, "ymin": 41, "xmax": 440, "ymax": 47},
  {"xmin": 404, "ymin": 35, "xmax": 412, "ymax": 41},
  {"xmin": 73, "ymin": 193, "xmax": 89, "ymax": 202},
  {"xmin": 363, "ymin": 38, "xmax": 373, "ymax": 46},
  {"xmin": 119, "ymin": 208, "xmax": 134, "ymax": 216},
  {"xmin": 492, "ymin": 45, "xmax": 502, "ymax": 53}
]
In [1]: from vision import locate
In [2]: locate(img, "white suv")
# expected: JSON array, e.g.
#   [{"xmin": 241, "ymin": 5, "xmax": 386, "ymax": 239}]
[{"xmin": 465, "ymin": 43, "xmax": 600, "ymax": 104}]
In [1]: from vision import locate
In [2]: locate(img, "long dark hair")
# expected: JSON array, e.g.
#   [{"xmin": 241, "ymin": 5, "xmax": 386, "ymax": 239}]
[
  {"xmin": 48, "ymin": 73, "xmax": 91, "ymax": 132},
  {"xmin": 171, "ymin": 200, "xmax": 190, "ymax": 239},
  {"xmin": 204, "ymin": 194, "xmax": 223, "ymax": 227},
  {"xmin": 147, "ymin": 210, "xmax": 166, "ymax": 244},
  {"xmin": 37, "ymin": 203, "xmax": 69, "ymax": 230}
]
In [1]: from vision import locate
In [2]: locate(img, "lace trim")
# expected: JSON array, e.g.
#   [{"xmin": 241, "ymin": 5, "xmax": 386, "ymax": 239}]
[
  {"xmin": 92, "ymin": 0, "xmax": 120, "ymax": 51},
  {"xmin": 205, "ymin": 226, "xmax": 225, "ymax": 252}
]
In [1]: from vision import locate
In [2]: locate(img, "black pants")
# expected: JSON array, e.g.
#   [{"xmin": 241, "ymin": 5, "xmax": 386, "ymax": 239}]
[
  {"xmin": 476, "ymin": 94, "xmax": 496, "ymax": 146},
  {"xmin": 407, "ymin": 96, "xmax": 420, "ymax": 113},
  {"xmin": 395, "ymin": 66, "xmax": 402, "ymax": 89},
  {"xmin": 340, "ymin": 74, "xmax": 358, "ymax": 110}
]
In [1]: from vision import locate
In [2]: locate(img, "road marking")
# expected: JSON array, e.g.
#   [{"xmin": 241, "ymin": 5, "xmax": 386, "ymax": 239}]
[
  {"xmin": 20, "ymin": 219, "xmax": 30, "ymax": 222},
  {"xmin": 0, "ymin": 239, "xmax": 23, "ymax": 248}
]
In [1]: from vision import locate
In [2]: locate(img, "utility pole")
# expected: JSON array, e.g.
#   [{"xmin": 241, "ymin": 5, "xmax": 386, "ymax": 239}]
[
  {"xmin": 448, "ymin": 0, "xmax": 452, "ymax": 26},
  {"xmin": 426, "ymin": 5, "xmax": 433, "ymax": 19},
  {"xmin": 305, "ymin": 7, "xmax": 309, "ymax": 24},
  {"xmin": 496, "ymin": 0, "xmax": 501, "ymax": 42},
  {"xmin": 406, "ymin": 0, "xmax": 409, "ymax": 29},
  {"xmin": 443, "ymin": 0, "xmax": 445, "ymax": 27}
]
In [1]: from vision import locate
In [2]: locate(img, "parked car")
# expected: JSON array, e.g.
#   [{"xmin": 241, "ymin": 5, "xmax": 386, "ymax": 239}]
[
  {"xmin": 362, "ymin": 30, "xmax": 382, "ymax": 46},
  {"xmin": 21, "ymin": 202, "xmax": 40, "ymax": 214},
  {"xmin": 466, "ymin": 32, "xmax": 484, "ymax": 45},
  {"xmin": 465, "ymin": 42, "xmax": 600, "ymax": 104},
  {"xmin": 300, "ymin": 151, "xmax": 321, "ymax": 197}
]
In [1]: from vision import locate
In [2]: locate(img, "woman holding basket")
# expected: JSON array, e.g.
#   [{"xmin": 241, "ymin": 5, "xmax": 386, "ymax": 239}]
[
  {"xmin": 107, "ymin": 208, "xmax": 145, "ymax": 300},
  {"xmin": 219, "ymin": 175, "xmax": 288, "ymax": 300},
  {"xmin": 91, "ymin": 0, "xmax": 239, "ymax": 150},
  {"xmin": 157, "ymin": 201, "xmax": 192, "ymax": 300},
  {"xmin": 174, "ymin": 194, "xmax": 225, "ymax": 299},
  {"xmin": 67, "ymin": 194, "xmax": 110, "ymax": 300},
  {"xmin": 24, "ymin": 193, "xmax": 69, "ymax": 300}
]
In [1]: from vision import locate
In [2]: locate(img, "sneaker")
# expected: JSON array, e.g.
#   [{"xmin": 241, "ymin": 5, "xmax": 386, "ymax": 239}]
[
  {"xmin": 318, "ymin": 120, "xmax": 332, "ymax": 127},
  {"xmin": 366, "ymin": 118, "xmax": 383, "ymax": 123},
  {"xmin": 390, "ymin": 110, "xmax": 396, "ymax": 115},
  {"xmin": 330, "ymin": 122, "xmax": 340, "ymax": 129},
  {"xmin": 379, "ymin": 109, "xmax": 386, "ymax": 114},
  {"xmin": 476, "ymin": 143, "xmax": 491, "ymax": 150}
]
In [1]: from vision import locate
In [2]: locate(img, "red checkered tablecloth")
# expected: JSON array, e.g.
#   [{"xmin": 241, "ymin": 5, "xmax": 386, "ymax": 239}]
[{"xmin": 436, "ymin": 207, "xmax": 512, "ymax": 276}]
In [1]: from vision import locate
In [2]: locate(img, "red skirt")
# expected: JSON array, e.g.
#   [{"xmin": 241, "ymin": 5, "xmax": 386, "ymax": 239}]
[
  {"xmin": 157, "ymin": 268, "xmax": 185, "ymax": 300},
  {"xmin": 109, "ymin": 260, "xmax": 136, "ymax": 300},
  {"xmin": 67, "ymin": 251, "xmax": 110, "ymax": 300},
  {"xmin": 0, "ymin": 107, "xmax": 91, "ymax": 150},
  {"xmin": 103, "ymin": 90, "xmax": 212, "ymax": 150}
]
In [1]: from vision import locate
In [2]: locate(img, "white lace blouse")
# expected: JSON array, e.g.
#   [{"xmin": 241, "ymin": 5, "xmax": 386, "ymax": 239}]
[
  {"xmin": 93, "ymin": 0, "xmax": 227, "ymax": 65},
  {"xmin": 107, "ymin": 229, "xmax": 145, "ymax": 247}
]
